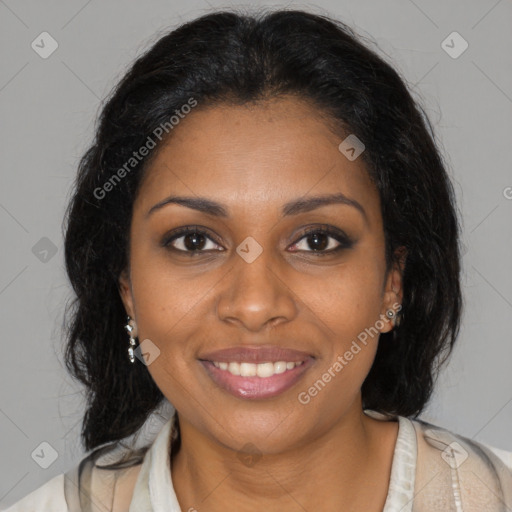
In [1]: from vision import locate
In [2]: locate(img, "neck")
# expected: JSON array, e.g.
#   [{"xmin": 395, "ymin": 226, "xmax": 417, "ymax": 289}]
[{"xmin": 170, "ymin": 403, "xmax": 398, "ymax": 512}]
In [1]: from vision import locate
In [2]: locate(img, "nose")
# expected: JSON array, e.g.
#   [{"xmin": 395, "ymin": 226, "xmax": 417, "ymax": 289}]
[{"xmin": 215, "ymin": 246, "xmax": 298, "ymax": 332}]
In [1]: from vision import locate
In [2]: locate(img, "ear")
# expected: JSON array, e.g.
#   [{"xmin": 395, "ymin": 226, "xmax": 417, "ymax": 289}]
[
  {"xmin": 379, "ymin": 246, "xmax": 407, "ymax": 334},
  {"xmin": 118, "ymin": 268, "xmax": 136, "ymax": 320}
]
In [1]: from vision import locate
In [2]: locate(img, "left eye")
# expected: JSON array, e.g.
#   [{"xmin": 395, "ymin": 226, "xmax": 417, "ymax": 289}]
[{"xmin": 290, "ymin": 228, "xmax": 353, "ymax": 254}]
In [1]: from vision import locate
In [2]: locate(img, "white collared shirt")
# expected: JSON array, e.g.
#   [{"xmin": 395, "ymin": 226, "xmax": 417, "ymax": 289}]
[{"xmin": 4, "ymin": 410, "xmax": 512, "ymax": 511}]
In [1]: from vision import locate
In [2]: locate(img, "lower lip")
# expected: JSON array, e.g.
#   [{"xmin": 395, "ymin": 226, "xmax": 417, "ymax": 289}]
[{"xmin": 199, "ymin": 358, "xmax": 315, "ymax": 400}]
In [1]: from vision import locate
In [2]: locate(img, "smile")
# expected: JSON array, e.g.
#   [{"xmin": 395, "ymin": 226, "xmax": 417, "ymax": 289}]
[
  {"xmin": 199, "ymin": 357, "xmax": 315, "ymax": 399},
  {"xmin": 212, "ymin": 360, "xmax": 304, "ymax": 377}
]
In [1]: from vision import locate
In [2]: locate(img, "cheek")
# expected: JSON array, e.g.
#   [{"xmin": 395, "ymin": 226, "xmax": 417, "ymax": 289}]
[
  {"xmin": 297, "ymin": 257, "xmax": 385, "ymax": 335},
  {"xmin": 294, "ymin": 256, "xmax": 385, "ymax": 387},
  {"xmin": 301, "ymin": 282, "xmax": 382, "ymax": 410},
  {"xmin": 129, "ymin": 242, "xmax": 214, "ymax": 329},
  {"xmin": 127, "ymin": 251, "xmax": 206, "ymax": 367}
]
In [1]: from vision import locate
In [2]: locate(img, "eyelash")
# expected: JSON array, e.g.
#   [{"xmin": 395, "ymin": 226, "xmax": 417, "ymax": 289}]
[{"xmin": 161, "ymin": 224, "xmax": 354, "ymax": 257}]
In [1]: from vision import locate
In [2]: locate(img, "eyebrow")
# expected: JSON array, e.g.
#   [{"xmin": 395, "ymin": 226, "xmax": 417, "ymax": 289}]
[{"xmin": 146, "ymin": 192, "xmax": 368, "ymax": 224}]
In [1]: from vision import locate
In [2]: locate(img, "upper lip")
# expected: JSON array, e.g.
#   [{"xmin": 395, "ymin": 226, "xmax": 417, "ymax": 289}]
[{"xmin": 199, "ymin": 346, "xmax": 314, "ymax": 363}]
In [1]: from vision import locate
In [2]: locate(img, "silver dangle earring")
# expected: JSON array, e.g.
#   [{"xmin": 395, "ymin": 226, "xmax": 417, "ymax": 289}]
[{"xmin": 124, "ymin": 315, "xmax": 138, "ymax": 363}]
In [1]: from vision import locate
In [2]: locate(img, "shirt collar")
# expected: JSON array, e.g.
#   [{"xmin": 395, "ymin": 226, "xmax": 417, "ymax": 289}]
[
  {"xmin": 129, "ymin": 412, "xmax": 180, "ymax": 511},
  {"xmin": 129, "ymin": 410, "xmax": 417, "ymax": 511}
]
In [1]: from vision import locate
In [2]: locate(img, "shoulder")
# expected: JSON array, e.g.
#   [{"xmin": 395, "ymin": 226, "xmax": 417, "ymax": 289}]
[
  {"xmin": 1, "ymin": 473, "xmax": 68, "ymax": 512},
  {"xmin": 410, "ymin": 416, "xmax": 512, "ymax": 470},
  {"xmin": 408, "ymin": 416, "xmax": 512, "ymax": 510},
  {"xmin": 65, "ymin": 444, "xmax": 145, "ymax": 512},
  {"xmin": 2, "ymin": 448, "xmax": 144, "ymax": 512},
  {"xmin": 484, "ymin": 444, "xmax": 512, "ymax": 470}
]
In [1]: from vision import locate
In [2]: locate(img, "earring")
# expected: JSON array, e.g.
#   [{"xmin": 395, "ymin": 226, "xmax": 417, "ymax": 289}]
[
  {"xmin": 124, "ymin": 315, "xmax": 138, "ymax": 363},
  {"xmin": 386, "ymin": 306, "xmax": 402, "ymax": 328}
]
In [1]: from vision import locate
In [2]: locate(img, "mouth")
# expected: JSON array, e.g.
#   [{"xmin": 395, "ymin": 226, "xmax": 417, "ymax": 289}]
[{"xmin": 198, "ymin": 355, "xmax": 315, "ymax": 400}]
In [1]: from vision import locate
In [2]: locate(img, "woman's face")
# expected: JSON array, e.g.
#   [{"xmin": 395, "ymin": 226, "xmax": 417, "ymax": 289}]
[{"xmin": 119, "ymin": 96, "xmax": 403, "ymax": 453}]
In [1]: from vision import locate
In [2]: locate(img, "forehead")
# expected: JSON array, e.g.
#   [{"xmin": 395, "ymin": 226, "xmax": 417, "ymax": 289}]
[{"xmin": 134, "ymin": 96, "xmax": 380, "ymax": 223}]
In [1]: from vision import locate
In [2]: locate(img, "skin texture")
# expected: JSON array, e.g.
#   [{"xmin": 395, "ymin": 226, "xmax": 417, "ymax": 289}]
[{"xmin": 119, "ymin": 96, "xmax": 405, "ymax": 511}]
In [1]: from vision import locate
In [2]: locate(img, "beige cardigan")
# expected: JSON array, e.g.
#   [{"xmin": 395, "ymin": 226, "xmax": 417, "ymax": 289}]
[{"xmin": 5, "ymin": 410, "xmax": 512, "ymax": 511}]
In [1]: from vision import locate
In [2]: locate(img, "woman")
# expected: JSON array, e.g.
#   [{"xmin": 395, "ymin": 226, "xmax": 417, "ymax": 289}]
[{"xmin": 6, "ymin": 8, "xmax": 511, "ymax": 512}]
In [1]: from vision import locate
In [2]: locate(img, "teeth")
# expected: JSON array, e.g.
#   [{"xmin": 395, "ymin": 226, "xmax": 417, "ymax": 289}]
[
  {"xmin": 211, "ymin": 360, "xmax": 303, "ymax": 377},
  {"xmin": 240, "ymin": 362, "xmax": 257, "ymax": 377}
]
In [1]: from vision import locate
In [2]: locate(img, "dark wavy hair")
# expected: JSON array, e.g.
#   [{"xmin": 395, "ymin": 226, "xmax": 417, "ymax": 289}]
[{"xmin": 62, "ymin": 7, "xmax": 463, "ymax": 461}]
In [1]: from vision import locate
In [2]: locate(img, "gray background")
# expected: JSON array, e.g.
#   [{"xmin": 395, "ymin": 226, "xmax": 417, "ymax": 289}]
[{"xmin": 1, "ymin": 0, "xmax": 511, "ymax": 507}]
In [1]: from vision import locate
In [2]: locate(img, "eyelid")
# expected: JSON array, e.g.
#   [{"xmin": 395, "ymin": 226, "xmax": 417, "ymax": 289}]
[
  {"xmin": 291, "ymin": 224, "xmax": 354, "ymax": 253},
  {"xmin": 162, "ymin": 224, "xmax": 355, "ymax": 254},
  {"xmin": 161, "ymin": 225, "xmax": 223, "ymax": 250},
  {"xmin": 296, "ymin": 224, "xmax": 351, "ymax": 240}
]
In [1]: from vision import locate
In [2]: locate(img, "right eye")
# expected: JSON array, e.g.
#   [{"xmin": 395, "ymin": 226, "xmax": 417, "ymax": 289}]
[{"xmin": 162, "ymin": 226, "xmax": 224, "ymax": 255}]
